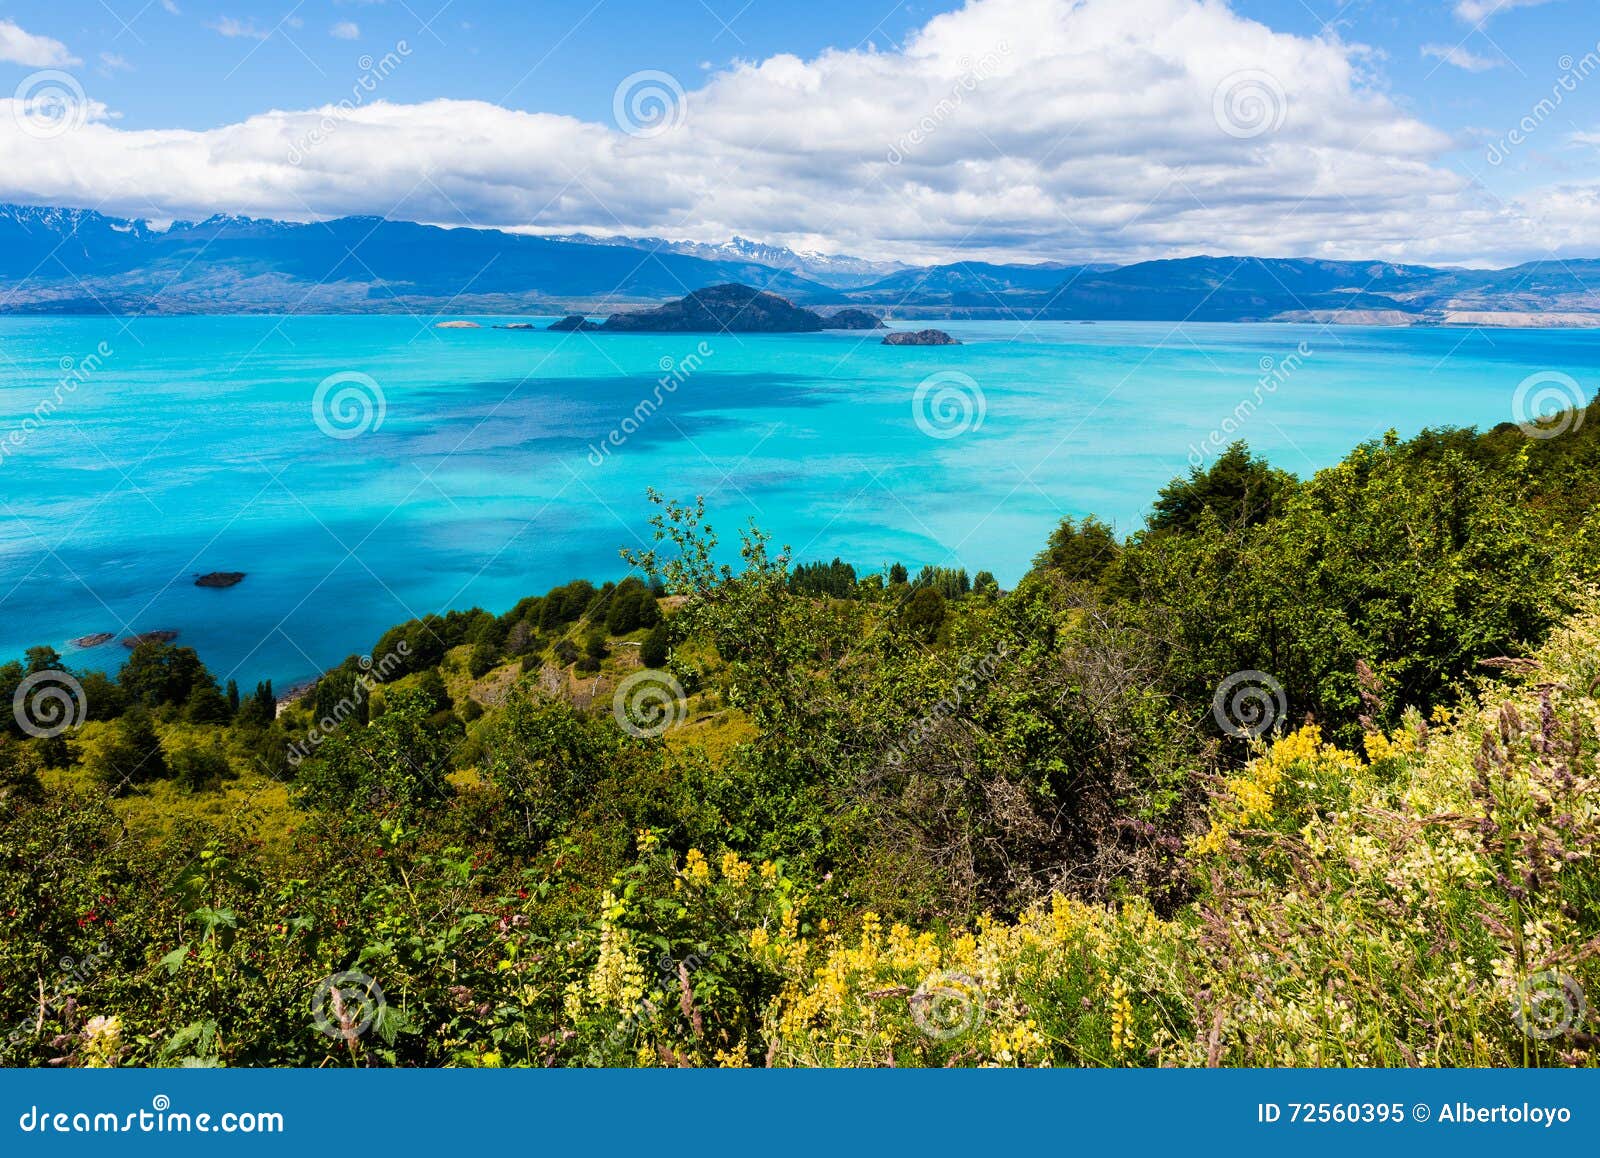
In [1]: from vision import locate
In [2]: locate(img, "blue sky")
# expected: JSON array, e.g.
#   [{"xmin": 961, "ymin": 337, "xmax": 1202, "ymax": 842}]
[{"xmin": 1, "ymin": 0, "xmax": 1597, "ymax": 265}]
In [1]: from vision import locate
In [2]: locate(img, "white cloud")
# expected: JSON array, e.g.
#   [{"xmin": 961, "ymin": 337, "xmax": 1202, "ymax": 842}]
[
  {"xmin": 160, "ymin": 0, "xmax": 181, "ymax": 13},
  {"xmin": 0, "ymin": 0, "xmax": 1587, "ymax": 265},
  {"xmin": 1454, "ymin": 0, "xmax": 1555, "ymax": 22},
  {"xmin": 0, "ymin": 19, "xmax": 77, "ymax": 67},
  {"xmin": 98, "ymin": 51, "xmax": 134, "ymax": 74},
  {"xmin": 1422, "ymin": 42, "xmax": 1501, "ymax": 71},
  {"xmin": 207, "ymin": 16, "xmax": 270, "ymax": 40},
  {"xmin": 331, "ymin": 21, "xmax": 360, "ymax": 40}
]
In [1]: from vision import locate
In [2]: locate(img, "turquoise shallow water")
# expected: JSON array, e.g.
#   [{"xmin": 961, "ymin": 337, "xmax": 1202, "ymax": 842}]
[{"xmin": 1, "ymin": 314, "xmax": 1597, "ymax": 688}]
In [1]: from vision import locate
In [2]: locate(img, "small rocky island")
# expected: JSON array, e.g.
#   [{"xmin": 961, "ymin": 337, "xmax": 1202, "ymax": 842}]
[
  {"xmin": 493, "ymin": 322, "xmax": 536, "ymax": 330},
  {"xmin": 195, "ymin": 571, "xmax": 246, "ymax": 588},
  {"xmin": 824, "ymin": 308, "xmax": 886, "ymax": 330},
  {"xmin": 435, "ymin": 320, "xmax": 481, "ymax": 329},
  {"xmin": 548, "ymin": 314, "xmax": 603, "ymax": 332},
  {"xmin": 122, "ymin": 630, "xmax": 179, "ymax": 648},
  {"xmin": 70, "ymin": 632, "xmax": 114, "ymax": 649},
  {"xmin": 882, "ymin": 328, "xmax": 960, "ymax": 346}
]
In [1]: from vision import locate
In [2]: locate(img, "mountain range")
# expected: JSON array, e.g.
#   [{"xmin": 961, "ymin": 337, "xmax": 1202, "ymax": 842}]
[{"xmin": 2, "ymin": 202, "xmax": 1598, "ymax": 325}]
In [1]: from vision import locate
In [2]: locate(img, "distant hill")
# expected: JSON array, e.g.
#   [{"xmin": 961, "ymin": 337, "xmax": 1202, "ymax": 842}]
[
  {"xmin": 0, "ymin": 204, "xmax": 838, "ymax": 315},
  {"xmin": 548, "ymin": 232, "xmax": 906, "ymax": 289},
  {"xmin": 1, "ymin": 202, "xmax": 1597, "ymax": 324}
]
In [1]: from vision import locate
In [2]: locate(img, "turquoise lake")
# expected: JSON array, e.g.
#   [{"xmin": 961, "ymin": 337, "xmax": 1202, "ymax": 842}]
[{"xmin": 1, "ymin": 315, "xmax": 1596, "ymax": 688}]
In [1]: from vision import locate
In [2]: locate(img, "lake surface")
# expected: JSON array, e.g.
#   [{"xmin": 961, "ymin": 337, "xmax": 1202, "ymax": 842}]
[{"xmin": 1, "ymin": 314, "xmax": 1595, "ymax": 688}]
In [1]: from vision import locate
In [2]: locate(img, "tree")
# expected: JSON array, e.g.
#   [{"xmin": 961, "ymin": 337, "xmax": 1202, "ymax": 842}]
[
  {"xmin": 1148, "ymin": 441, "xmax": 1295, "ymax": 534},
  {"xmin": 640, "ymin": 622, "xmax": 670, "ymax": 669},
  {"xmin": 169, "ymin": 742, "xmax": 231, "ymax": 793},
  {"xmin": 236, "ymin": 681, "xmax": 276, "ymax": 729},
  {"xmin": 1031, "ymin": 515, "xmax": 1120, "ymax": 584},
  {"xmin": 118, "ymin": 642, "xmax": 216, "ymax": 709},
  {"xmin": 79, "ymin": 707, "xmax": 167, "ymax": 794},
  {"xmin": 186, "ymin": 681, "xmax": 232, "ymax": 725},
  {"xmin": 293, "ymin": 689, "xmax": 455, "ymax": 818},
  {"xmin": 24, "ymin": 646, "xmax": 62, "ymax": 674},
  {"xmin": 468, "ymin": 640, "xmax": 498, "ymax": 678},
  {"xmin": 482, "ymin": 698, "xmax": 621, "ymax": 852},
  {"xmin": 902, "ymin": 587, "xmax": 946, "ymax": 643}
]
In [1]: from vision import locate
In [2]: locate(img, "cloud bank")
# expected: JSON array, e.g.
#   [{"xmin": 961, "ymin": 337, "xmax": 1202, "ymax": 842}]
[{"xmin": 0, "ymin": 0, "xmax": 1590, "ymax": 265}]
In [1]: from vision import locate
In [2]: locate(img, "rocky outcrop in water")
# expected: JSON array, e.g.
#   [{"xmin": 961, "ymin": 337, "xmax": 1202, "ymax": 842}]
[
  {"xmin": 549, "ymin": 314, "xmax": 603, "ymax": 332},
  {"xmin": 122, "ymin": 630, "xmax": 179, "ymax": 647},
  {"xmin": 70, "ymin": 632, "xmax": 114, "ymax": 648},
  {"xmin": 824, "ymin": 308, "xmax": 886, "ymax": 330},
  {"xmin": 195, "ymin": 571, "xmax": 246, "ymax": 588},
  {"xmin": 882, "ymin": 329, "xmax": 960, "ymax": 345}
]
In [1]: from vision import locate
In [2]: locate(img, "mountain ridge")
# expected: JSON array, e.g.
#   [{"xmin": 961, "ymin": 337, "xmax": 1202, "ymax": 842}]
[{"xmin": 0, "ymin": 202, "xmax": 1596, "ymax": 324}]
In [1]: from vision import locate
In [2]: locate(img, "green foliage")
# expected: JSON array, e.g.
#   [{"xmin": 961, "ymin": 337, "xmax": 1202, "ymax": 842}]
[
  {"xmin": 118, "ymin": 643, "xmax": 216, "ymax": 710},
  {"xmin": 75, "ymin": 708, "xmax": 168, "ymax": 795},
  {"xmin": 789, "ymin": 557, "xmax": 858, "ymax": 598},
  {"xmin": 1148, "ymin": 440, "xmax": 1295, "ymax": 534},
  {"xmin": 1030, "ymin": 515, "xmax": 1119, "ymax": 584},
  {"xmin": 901, "ymin": 586, "xmax": 946, "ymax": 642},
  {"xmin": 293, "ymin": 690, "xmax": 457, "ymax": 819}
]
